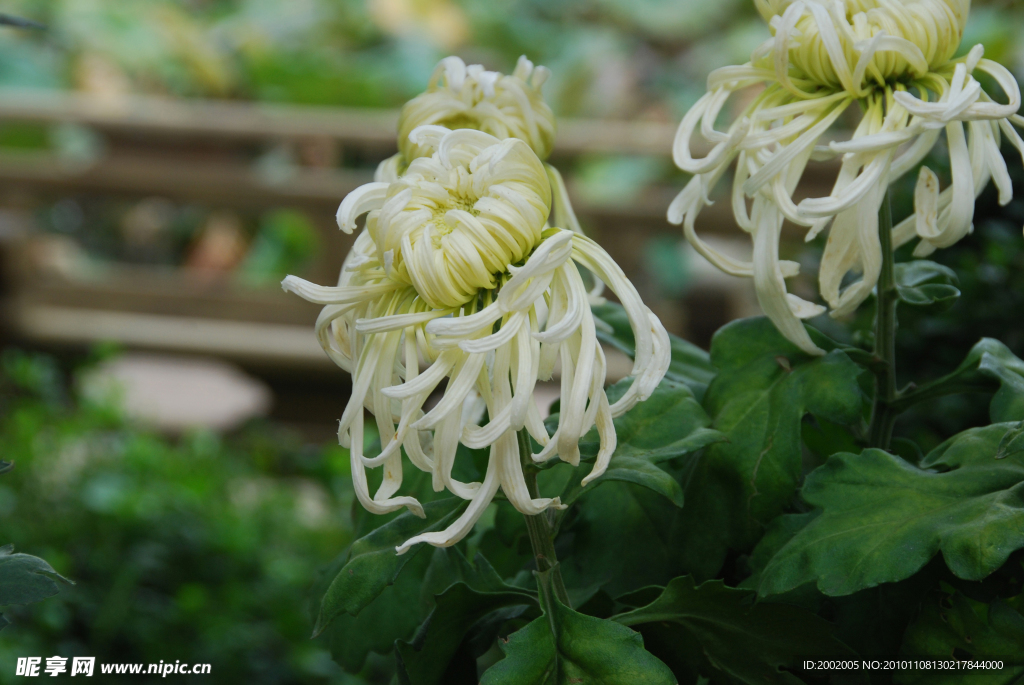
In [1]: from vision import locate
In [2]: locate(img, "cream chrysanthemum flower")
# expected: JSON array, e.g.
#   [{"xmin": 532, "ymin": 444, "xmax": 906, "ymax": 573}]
[
  {"xmin": 399, "ymin": 55, "xmax": 555, "ymax": 162},
  {"xmin": 284, "ymin": 127, "xmax": 669, "ymax": 553},
  {"xmin": 671, "ymin": 0, "xmax": 1024, "ymax": 355},
  {"xmin": 375, "ymin": 55, "xmax": 584, "ymax": 239}
]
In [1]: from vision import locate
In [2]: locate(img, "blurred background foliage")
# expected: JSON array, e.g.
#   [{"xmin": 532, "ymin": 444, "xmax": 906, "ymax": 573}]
[
  {"xmin": 0, "ymin": 0, "xmax": 1018, "ymax": 117},
  {"xmin": 0, "ymin": 0, "xmax": 761, "ymax": 117},
  {"xmin": 0, "ymin": 346, "xmax": 369, "ymax": 683}
]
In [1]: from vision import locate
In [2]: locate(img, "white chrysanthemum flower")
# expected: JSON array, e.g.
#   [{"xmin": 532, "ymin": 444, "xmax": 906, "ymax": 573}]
[
  {"xmin": 375, "ymin": 55, "xmax": 585, "ymax": 240},
  {"xmin": 400, "ymin": 55, "xmax": 555, "ymax": 162},
  {"xmin": 284, "ymin": 127, "xmax": 669, "ymax": 553},
  {"xmin": 670, "ymin": 0, "xmax": 1024, "ymax": 355}
]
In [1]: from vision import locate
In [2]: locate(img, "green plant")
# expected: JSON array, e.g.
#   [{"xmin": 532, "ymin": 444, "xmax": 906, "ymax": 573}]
[{"xmin": 0, "ymin": 348, "xmax": 364, "ymax": 683}]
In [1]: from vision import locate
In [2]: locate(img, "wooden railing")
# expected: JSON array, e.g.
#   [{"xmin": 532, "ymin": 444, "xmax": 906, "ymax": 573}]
[{"xmin": 0, "ymin": 89, "xmax": 833, "ymax": 364}]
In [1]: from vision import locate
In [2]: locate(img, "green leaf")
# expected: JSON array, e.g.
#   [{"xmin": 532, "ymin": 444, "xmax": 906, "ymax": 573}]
[
  {"xmin": 545, "ymin": 377, "xmax": 723, "ymax": 595},
  {"xmin": 592, "ymin": 301, "xmax": 716, "ymax": 401},
  {"xmin": 560, "ymin": 480, "xmax": 682, "ymax": 598},
  {"xmin": 665, "ymin": 336, "xmax": 718, "ymax": 403},
  {"xmin": 579, "ymin": 377, "xmax": 723, "ymax": 464},
  {"xmin": 322, "ymin": 543, "xmax": 434, "ymax": 673},
  {"xmin": 396, "ymin": 553, "xmax": 536, "ymax": 685},
  {"xmin": 0, "ymin": 545, "xmax": 72, "ymax": 607},
  {"xmin": 313, "ymin": 497, "xmax": 468, "ymax": 636},
  {"xmin": 898, "ymin": 589, "xmax": 1024, "ymax": 684},
  {"xmin": 481, "ymin": 592, "xmax": 675, "ymax": 685},
  {"xmin": 560, "ymin": 377, "xmax": 724, "ymax": 507},
  {"xmin": 741, "ymin": 512, "xmax": 819, "ymax": 593},
  {"xmin": 894, "ymin": 261, "xmax": 961, "ymax": 311},
  {"xmin": 614, "ymin": 576, "xmax": 852, "ymax": 685},
  {"xmin": 481, "ymin": 616, "xmax": 557, "ymax": 685},
  {"xmin": 760, "ymin": 423, "xmax": 1024, "ymax": 597},
  {"xmin": 674, "ymin": 317, "xmax": 866, "ymax": 579},
  {"xmin": 894, "ymin": 339, "xmax": 1024, "ymax": 422},
  {"xmin": 997, "ymin": 421, "xmax": 1024, "ymax": 460},
  {"xmin": 564, "ymin": 456, "xmax": 685, "ymax": 507}
]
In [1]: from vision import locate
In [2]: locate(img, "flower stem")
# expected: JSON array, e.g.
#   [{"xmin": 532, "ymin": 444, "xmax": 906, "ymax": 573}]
[
  {"xmin": 868, "ymin": 190, "xmax": 898, "ymax": 450},
  {"xmin": 517, "ymin": 428, "xmax": 572, "ymax": 608}
]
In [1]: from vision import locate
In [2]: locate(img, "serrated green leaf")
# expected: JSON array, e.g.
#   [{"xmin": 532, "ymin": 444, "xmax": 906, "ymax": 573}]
[
  {"xmin": 897, "ymin": 590, "xmax": 1024, "ymax": 684},
  {"xmin": 894, "ymin": 339, "xmax": 1024, "ymax": 422},
  {"xmin": 0, "ymin": 545, "xmax": 72, "ymax": 606},
  {"xmin": 481, "ymin": 617, "xmax": 557, "ymax": 685},
  {"xmin": 760, "ymin": 423, "xmax": 1024, "ymax": 597},
  {"xmin": 396, "ymin": 553, "xmax": 536, "ymax": 685},
  {"xmin": 481, "ymin": 592, "xmax": 674, "ymax": 685},
  {"xmin": 313, "ymin": 497, "xmax": 467, "ymax": 636},
  {"xmin": 558, "ymin": 377, "xmax": 723, "ymax": 507},
  {"xmin": 674, "ymin": 318, "xmax": 866, "ymax": 579},
  {"xmin": 614, "ymin": 576, "xmax": 852, "ymax": 685},
  {"xmin": 894, "ymin": 261, "xmax": 961, "ymax": 311},
  {"xmin": 592, "ymin": 301, "xmax": 715, "ymax": 401}
]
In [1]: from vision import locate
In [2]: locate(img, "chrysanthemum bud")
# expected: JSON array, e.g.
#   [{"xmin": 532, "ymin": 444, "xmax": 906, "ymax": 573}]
[{"xmin": 397, "ymin": 56, "xmax": 555, "ymax": 163}]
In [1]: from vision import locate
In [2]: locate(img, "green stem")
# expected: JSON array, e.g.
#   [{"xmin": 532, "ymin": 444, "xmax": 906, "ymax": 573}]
[
  {"xmin": 517, "ymin": 429, "xmax": 571, "ymax": 608},
  {"xmin": 868, "ymin": 190, "xmax": 898, "ymax": 450}
]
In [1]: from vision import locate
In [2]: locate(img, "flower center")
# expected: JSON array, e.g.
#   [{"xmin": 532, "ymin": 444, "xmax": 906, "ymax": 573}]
[
  {"xmin": 431, "ymin": 194, "xmax": 479, "ymax": 238},
  {"xmin": 368, "ymin": 130, "xmax": 552, "ymax": 309},
  {"xmin": 758, "ymin": 0, "xmax": 968, "ymax": 92}
]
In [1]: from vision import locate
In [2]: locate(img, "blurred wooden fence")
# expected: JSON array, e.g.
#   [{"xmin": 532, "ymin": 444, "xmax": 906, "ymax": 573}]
[{"xmin": 0, "ymin": 89, "xmax": 833, "ymax": 367}]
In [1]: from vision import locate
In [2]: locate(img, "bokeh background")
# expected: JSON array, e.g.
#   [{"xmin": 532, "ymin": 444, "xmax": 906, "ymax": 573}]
[{"xmin": 0, "ymin": 1, "xmax": 1023, "ymax": 682}]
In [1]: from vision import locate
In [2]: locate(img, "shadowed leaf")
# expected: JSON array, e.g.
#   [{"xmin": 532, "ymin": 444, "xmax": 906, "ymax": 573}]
[
  {"xmin": 674, "ymin": 318, "xmax": 865, "ymax": 579},
  {"xmin": 480, "ymin": 591, "xmax": 674, "ymax": 685},
  {"xmin": 614, "ymin": 576, "xmax": 852, "ymax": 685}
]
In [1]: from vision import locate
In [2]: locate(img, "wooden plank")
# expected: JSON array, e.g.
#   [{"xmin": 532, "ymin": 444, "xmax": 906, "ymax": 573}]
[
  {"xmin": 0, "ymin": 149, "xmax": 370, "ymax": 210},
  {"xmin": 15, "ymin": 269, "xmax": 324, "ymax": 326},
  {"xmin": 8, "ymin": 302, "xmax": 335, "ymax": 368},
  {"xmin": 0, "ymin": 88, "xmax": 679, "ymax": 157},
  {"xmin": 0, "ymin": 149, "xmax": 710, "ymax": 233}
]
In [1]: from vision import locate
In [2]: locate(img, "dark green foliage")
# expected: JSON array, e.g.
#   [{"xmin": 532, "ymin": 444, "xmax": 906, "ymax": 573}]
[
  {"xmin": 0, "ymin": 348, "xmax": 362, "ymax": 683},
  {"xmin": 898, "ymin": 589, "xmax": 1024, "ymax": 683},
  {"xmin": 396, "ymin": 553, "xmax": 536, "ymax": 685},
  {"xmin": 0, "ymin": 545, "xmax": 72, "ymax": 631},
  {"xmin": 0, "ymin": 545, "xmax": 71, "ymax": 608},
  {"xmin": 551, "ymin": 375, "xmax": 720, "ymax": 597},
  {"xmin": 674, "ymin": 318, "xmax": 865, "ymax": 579},
  {"xmin": 760, "ymin": 423, "xmax": 1024, "ymax": 597},
  {"xmin": 559, "ymin": 376, "xmax": 725, "ymax": 507},
  {"xmin": 893, "ymin": 261, "xmax": 961, "ymax": 312},
  {"xmin": 313, "ymin": 498, "xmax": 468, "ymax": 636},
  {"xmin": 615, "ymin": 577, "xmax": 853, "ymax": 685},
  {"xmin": 894, "ymin": 339, "xmax": 1024, "ymax": 423},
  {"xmin": 480, "ymin": 591, "xmax": 675, "ymax": 685}
]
